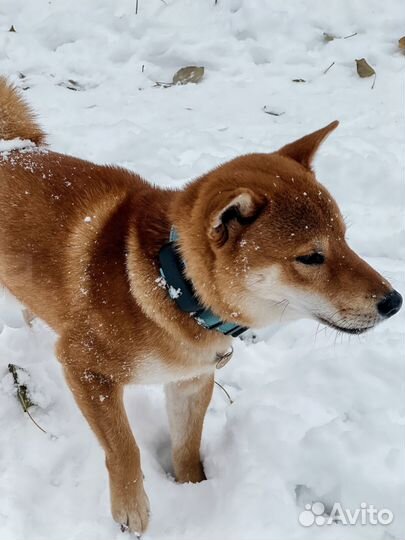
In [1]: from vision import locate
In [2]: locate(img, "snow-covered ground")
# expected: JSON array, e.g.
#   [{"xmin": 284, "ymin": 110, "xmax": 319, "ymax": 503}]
[{"xmin": 0, "ymin": 1, "xmax": 404, "ymax": 539}]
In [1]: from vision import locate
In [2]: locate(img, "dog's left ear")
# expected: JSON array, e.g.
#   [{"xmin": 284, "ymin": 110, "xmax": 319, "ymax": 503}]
[
  {"xmin": 208, "ymin": 188, "xmax": 267, "ymax": 246},
  {"xmin": 278, "ymin": 120, "xmax": 339, "ymax": 170}
]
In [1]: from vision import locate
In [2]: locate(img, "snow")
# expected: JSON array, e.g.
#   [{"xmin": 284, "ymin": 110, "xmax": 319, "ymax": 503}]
[
  {"xmin": 168, "ymin": 285, "xmax": 182, "ymax": 299},
  {"xmin": 0, "ymin": 138, "xmax": 35, "ymax": 153},
  {"xmin": 0, "ymin": 0, "xmax": 404, "ymax": 539}
]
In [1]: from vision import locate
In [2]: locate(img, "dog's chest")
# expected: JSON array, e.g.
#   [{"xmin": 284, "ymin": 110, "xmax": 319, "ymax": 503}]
[{"xmin": 132, "ymin": 344, "xmax": 232, "ymax": 384}]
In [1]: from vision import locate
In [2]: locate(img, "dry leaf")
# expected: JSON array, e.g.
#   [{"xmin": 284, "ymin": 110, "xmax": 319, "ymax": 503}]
[
  {"xmin": 355, "ymin": 58, "xmax": 375, "ymax": 78},
  {"xmin": 9, "ymin": 25, "xmax": 16, "ymax": 32},
  {"xmin": 173, "ymin": 66, "xmax": 204, "ymax": 85},
  {"xmin": 323, "ymin": 32, "xmax": 336, "ymax": 42},
  {"xmin": 8, "ymin": 363, "xmax": 47, "ymax": 433},
  {"xmin": 8, "ymin": 364, "xmax": 35, "ymax": 411},
  {"xmin": 399, "ymin": 36, "xmax": 405, "ymax": 49}
]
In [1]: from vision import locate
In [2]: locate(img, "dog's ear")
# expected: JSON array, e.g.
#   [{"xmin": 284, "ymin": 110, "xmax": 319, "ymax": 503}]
[
  {"xmin": 208, "ymin": 188, "xmax": 267, "ymax": 246},
  {"xmin": 277, "ymin": 120, "xmax": 339, "ymax": 169}
]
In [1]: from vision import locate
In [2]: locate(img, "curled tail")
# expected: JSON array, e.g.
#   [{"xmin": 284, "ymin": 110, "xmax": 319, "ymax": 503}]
[{"xmin": 0, "ymin": 77, "xmax": 46, "ymax": 145}]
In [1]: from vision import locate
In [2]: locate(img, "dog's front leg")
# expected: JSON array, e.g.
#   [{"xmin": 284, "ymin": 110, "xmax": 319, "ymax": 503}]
[
  {"xmin": 62, "ymin": 364, "xmax": 149, "ymax": 534},
  {"xmin": 165, "ymin": 373, "xmax": 214, "ymax": 483}
]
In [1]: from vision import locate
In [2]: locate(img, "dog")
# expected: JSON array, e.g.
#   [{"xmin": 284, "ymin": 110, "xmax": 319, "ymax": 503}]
[{"xmin": 0, "ymin": 78, "xmax": 402, "ymax": 534}]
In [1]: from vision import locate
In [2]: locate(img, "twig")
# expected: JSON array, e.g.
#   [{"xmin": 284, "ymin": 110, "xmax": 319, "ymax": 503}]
[
  {"xmin": 16, "ymin": 387, "xmax": 48, "ymax": 434},
  {"xmin": 323, "ymin": 61, "xmax": 335, "ymax": 74},
  {"xmin": 215, "ymin": 380, "xmax": 233, "ymax": 404},
  {"xmin": 135, "ymin": 0, "xmax": 139, "ymax": 14},
  {"xmin": 23, "ymin": 402, "xmax": 47, "ymax": 434},
  {"xmin": 9, "ymin": 363, "xmax": 47, "ymax": 434},
  {"xmin": 263, "ymin": 106, "xmax": 285, "ymax": 116},
  {"xmin": 343, "ymin": 32, "xmax": 357, "ymax": 39},
  {"xmin": 371, "ymin": 73, "xmax": 377, "ymax": 90}
]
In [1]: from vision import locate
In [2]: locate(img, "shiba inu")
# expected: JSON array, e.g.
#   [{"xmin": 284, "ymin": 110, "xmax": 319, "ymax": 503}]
[{"xmin": 0, "ymin": 78, "xmax": 401, "ymax": 534}]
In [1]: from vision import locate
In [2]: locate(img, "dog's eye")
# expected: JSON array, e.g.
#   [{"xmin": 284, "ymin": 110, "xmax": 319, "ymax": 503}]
[{"xmin": 296, "ymin": 253, "xmax": 325, "ymax": 265}]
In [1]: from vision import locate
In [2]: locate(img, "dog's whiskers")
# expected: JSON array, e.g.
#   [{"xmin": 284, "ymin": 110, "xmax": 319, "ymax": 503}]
[{"xmin": 278, "ymin": 299, "xmax": 290, "ymax": 324}]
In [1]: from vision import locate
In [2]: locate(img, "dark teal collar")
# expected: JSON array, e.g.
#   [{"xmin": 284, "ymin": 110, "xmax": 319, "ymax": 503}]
[{"xmin": 158, "ymin": 228, "xmax": 247, "ymax": 338}]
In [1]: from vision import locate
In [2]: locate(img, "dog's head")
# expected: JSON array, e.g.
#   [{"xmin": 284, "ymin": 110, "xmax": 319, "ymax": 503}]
[{"xmin": 174, "ymin": 121, "xmax": 402, "ymax": 333}]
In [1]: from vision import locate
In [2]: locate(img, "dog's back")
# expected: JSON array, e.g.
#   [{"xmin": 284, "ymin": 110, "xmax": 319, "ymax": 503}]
[{"xmin": 0, "ymin": 78, "xmax": 149, "ymax": 331}]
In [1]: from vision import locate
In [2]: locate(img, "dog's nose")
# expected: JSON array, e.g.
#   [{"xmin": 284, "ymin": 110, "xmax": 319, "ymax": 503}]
[{"xmin": 377, "ymin": 290, "xmax": 403, "ymax": 318}]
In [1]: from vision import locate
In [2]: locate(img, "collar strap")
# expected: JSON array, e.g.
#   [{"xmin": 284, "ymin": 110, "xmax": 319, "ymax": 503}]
[{"xmin": 158, "ymin": 228, "xmax": 247, "ymax": 338}]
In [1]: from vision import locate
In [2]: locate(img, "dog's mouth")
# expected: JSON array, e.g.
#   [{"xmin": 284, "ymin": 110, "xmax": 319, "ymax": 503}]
[{"xmin": 316, "ymin": 315, "xmax": 376, "ymax": 335}]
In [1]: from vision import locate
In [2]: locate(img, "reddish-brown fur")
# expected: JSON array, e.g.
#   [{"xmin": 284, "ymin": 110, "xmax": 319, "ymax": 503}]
[
  {"xmin": 0, "ymin": 78, "xmax": 398, "ymax": 533},
  {"xmin": 0, "ymin": 79, "xmax": 45, "ymax": 145}
]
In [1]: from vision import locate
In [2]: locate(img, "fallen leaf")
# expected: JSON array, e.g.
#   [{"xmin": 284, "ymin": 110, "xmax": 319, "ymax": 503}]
[
  {"xmin": 323, "ymin": 32, "xmax": 336, "ymax": 42},
  {"xmin": 399, "ymin": 36, "xmax": 405, "ymax": 49},
  {"xmin": 355, "ymin": 58, "xmax": 375, "ymax": 78},
  {"xmin": 8, "ymin": 364, "xmax": 35, "ymax": 411},
  {"xmin": 8, "ymin": 25, "xmax": 16, "ymax": 32},
  {"xmin": 173, "ymin": 66, "xmax": 204, "ymax": 85},
  {"xmin": 8, "ymin": 364, "xmax": 48, "ymax": 433}
]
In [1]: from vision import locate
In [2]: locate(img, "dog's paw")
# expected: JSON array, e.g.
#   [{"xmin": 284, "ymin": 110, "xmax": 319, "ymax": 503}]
[
  {"xmin": 175, "ymin": 460, "xmax": 206, "ymax": 484},
  {"xmin": 111, "ymin": 482, "xmax": 150, "ymax": 535}
]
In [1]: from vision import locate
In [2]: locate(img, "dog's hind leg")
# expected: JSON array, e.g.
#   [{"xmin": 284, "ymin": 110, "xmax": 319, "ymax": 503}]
[
  {"xmin": 165, "ymin": 373, "xmax": 214, "ymax": 483},
  {"xmin": 61, "ymin": 360, "xmax": 150, "ymax": 534}
]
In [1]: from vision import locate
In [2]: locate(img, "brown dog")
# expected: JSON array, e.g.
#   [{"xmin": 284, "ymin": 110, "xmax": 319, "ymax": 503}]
[{"xmin": 0, "ymin": 78, "xmax": 401, "ymax": 533}]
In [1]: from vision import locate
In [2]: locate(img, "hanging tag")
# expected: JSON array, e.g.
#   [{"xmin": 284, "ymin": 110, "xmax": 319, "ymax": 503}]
[{"xmin": 215, "ymin": 347, "xmax": 233, "ymax": 369}]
